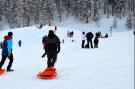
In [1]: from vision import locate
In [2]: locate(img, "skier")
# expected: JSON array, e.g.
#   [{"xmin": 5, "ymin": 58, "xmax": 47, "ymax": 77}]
[
  {"xmin": 0, "ymin": 32, "xmax": 14, "ymax": 72},
  {"xmin": 86, "ymin": 32, "xmax": 94, "ymax": 48},
  {"xmin": 42, "ymin": 30, "xmax": 60, "ymax": 68},
  {"xmin": 81, "ymin": 32, "xmax": 85, "ymax": 48}
]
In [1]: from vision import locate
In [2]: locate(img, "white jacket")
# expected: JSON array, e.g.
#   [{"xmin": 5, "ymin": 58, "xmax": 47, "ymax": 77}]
[{"xmin": 82, "ymin": 34, "xmax": 85, "ymax": 40}]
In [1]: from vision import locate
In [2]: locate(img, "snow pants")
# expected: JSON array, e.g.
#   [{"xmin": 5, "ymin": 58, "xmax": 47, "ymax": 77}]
[
  {"xmin": 87, "ymin": 39, "xmax": 93, "ymax": 48},
  {"xmin": 0, "ymin": 54, "xmax": 13, "ymax": 70},
  {"xmin": 46, "ymin": 51, "xmax": 57, "ymax": 68}
]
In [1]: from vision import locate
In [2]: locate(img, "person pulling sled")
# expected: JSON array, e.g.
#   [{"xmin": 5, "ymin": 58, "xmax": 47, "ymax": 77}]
[{"xmin": 38, "ymin": 30, "xmax": 60, "ymax": 80}]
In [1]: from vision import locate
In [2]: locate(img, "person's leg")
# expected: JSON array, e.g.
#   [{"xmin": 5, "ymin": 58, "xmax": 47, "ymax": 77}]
[
  {"xmin": 82, "ymin": 40, "xmax": 85, "ymax": 48},
  {"xmin": 51, "ymin": 51, "xmax": 57, "ymax": 67},
  {"xmin": 87, "ymin": 40, "xmax": 90, "ymax": 48},
  {"xmin": 46, "ymin": 52, "xmax": 52, "ymax": 68},
  {"xmin": 7, "ymin": 54, "xmax": 14, "ymax": 71},
  {"xmin": 90, "ymin": 39, "xmax": 93, "ymax": 48},
  {"xmin": 0, "ymin": 55, "xmax": 8, "ymax": 69}
]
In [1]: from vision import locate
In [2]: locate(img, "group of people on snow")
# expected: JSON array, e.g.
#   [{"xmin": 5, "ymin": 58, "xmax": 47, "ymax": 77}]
[
  {"xmin": 81, "ymin": 31, "xmax": 108, "ymax": 49},
  {"xmin": 0, "ymin": 30, "xmax": 61, "ymax": 71},
  {"xmin": 0, "ymin": 28, "xmax": 110, "ymax": 72},
  {"xmin": 67, "ymin": 30, "xmax": 74, "ymax": 38}
]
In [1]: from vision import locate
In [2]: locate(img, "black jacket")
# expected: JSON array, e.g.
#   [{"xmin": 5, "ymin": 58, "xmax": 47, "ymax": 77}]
[
  {"xmin": 86, "ymin": 32, "xmax": 94, "ymax": 40},
  {"xmin": 43, "ymin": 33, "xmax": 60, "ymax": 52}
]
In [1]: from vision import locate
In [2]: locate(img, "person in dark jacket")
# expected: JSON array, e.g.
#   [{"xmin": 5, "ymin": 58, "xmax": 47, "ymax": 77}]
[
  {"xmin": 86, "ymin": 32, "xmax": 94, "ymax": 48},
  {"xmin": 94, "ymin": 32, "xmax": 100, "ymax": 48},
  {"xmin": 0, "ymin": 32, "xmax": 14, "ymax": 71},
  {"xmin": 104, "ymin": 33, "xmax": 108, "ymax": 38},
  {"xmin": 18, "ymin": 40, "xmax": 22, "ymax": 47},
  {"xmin": 42, "ymin": 30, "xmax": 60, "ymax": 68}
]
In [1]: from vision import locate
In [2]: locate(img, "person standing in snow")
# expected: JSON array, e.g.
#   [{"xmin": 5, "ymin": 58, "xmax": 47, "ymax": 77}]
[
  {"xmin": 18, "ymin": 40, "xmax": 22, "ymax": 47},
  {"xmin": 110, "ymin": 27, "xmax": 113, "ymax": 37},
  {"xmin": 81, "ymin": 32, "xmax": 85, "ymax": 48},
  {"xmin": 0, "ymin": 32, "xmax": 14, "ymax": 71},
  {"xmin": 42, "ymin": 30, "xmax": 60, "ymax": 68},
  {"xmin": 94, "ymin": 32, "xmax": 100, "ymax": 48},
  {"xmin": 86, "ymin": 32, "xmax": 94, "ymax": 48}
]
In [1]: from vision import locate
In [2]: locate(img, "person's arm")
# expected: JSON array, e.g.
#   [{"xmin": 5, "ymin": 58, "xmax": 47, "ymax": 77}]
[{"xmin": 57, "ymin": 37, "xmax": 60, "ymax": 53}]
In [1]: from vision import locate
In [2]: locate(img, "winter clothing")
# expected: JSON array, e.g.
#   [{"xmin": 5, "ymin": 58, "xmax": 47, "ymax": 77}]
[
  {"xmin": 0, "ymin": 54, "xmax": 13, "ymax": 71},
  {"xmin": 81, "ymin": 32, "xmax": 85, "ymax": 48},
  {"xmin": 94, "ymin": 37, "xmax": 99, "ymax": 48},
  {"xmin": 86, "ymin": 32, "xmax": 94, "ymax": 48},
  {"xmin": 18, "ymin": 40, "xmax": 22, "ymax": 47},
  {"xmin": 94, "ymin": 32, "xmax": 101, "ymax": 48},
  {"xmin": 2, "ymin": 36, "xmax": 9, "ymax": 55},
  {"xmin": 104, "ymin": 33, "xmax": 108, "ymax": 38},
  {"xmin": 7, "ymin": 39, "xmax": 13, "ymax": 56},
  {"xmin": 0, "ymin": 32, "xmax": 14, "ymax": 71},
  {"xmin": 42, "ymin": 30, "xmax": 60, "ymax": 68}
]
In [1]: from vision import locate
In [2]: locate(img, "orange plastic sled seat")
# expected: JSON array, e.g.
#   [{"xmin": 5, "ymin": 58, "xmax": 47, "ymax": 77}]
[
  {"xmin": 38, "ymin": 67, "xmax": 57, "ymax": 80},
  {"xmin": 0, "ymin": 69, "xmax": 5, "ymax": 75}
]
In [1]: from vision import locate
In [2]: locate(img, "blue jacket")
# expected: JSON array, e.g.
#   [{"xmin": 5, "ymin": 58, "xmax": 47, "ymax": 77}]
[
  {"xmin": 2, "ymin": 39, "xmax": 13, "ymax": 55},
  {"xmin": 2, "ymin": 40, "xmax": 8, "ymax": 55}
]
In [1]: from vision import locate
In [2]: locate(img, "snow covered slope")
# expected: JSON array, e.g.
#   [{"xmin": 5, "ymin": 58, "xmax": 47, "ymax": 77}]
[{"xmin": 0, "ymin": 24, "xmax": 134, "ymax": 89}]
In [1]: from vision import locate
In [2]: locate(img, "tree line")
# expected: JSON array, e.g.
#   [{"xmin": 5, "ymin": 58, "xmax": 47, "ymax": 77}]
[{"xmin": 0, "ymin": 0, "xmax": 134, "ymax": 29}]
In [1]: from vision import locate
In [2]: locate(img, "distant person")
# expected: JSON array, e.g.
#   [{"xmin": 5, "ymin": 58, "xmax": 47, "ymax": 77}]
[
  {"xmin": 81, "ymin": 32, "xmax": 85, "ymax": 48},
  {"xmin": 42, "ymin": 30, "xmax": 60, "ymax": 68},
  {"xmin": 0, "ymin": 32, "xmax": 14, "ymax": 72},
  {"xmin": 94, "ymin": 32, "xmax": 100, "ymax": 48},
  {"xmin": 69, "ymin": 31, "xmax": 74, "ymax": 38},
  {"xmin": 110, "ymin": 27, "xmax": 113, "ymax": 37},
  {"xmin": 86, "ymin": 32, "xmax": 94, "ymax": 48},
  {"xmin": 54, "ymin": 26, "xmax": 57, "ymax": 33},
  {"xmin": 18, "ymin": 40, "xmax": 22, "ymax": 47},
  {"xmin": 104, "ymin": 33, "xmax": 108, "ymax": 38},
  {"xmin": 67, "ymin": 30, "xmax": 70, "ymax": 37},
  {"xmin": 62, "ymin": 39, "xmax": 64, "ymax": 43},
  {"xmin": 38, "ymin": 23, "xmax": 43, "ymax": 29}
]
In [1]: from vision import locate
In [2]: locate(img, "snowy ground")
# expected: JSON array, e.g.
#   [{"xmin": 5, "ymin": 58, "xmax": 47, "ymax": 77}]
[{"xmin": 0, "ymin": 18, "xmax": 134, "ymax": 89}]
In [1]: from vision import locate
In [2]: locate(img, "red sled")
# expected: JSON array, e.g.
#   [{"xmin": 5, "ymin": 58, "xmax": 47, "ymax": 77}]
[
  {"xmin": 0, "ymin": 69, "xmax": 5, "ymax": 75},
  {"xmin": 38, "ymin": 67, "xmax": 57, "ymax": 80}
]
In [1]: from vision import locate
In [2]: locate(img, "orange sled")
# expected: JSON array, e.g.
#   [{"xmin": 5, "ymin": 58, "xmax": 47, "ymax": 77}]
[
  {"xmin": 0, "ymin": 69, "xmax": 5, "ymax": 75},
  {"xmin": 38, "ymin": 67, "xmax": 57, "ymax": 80}
]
